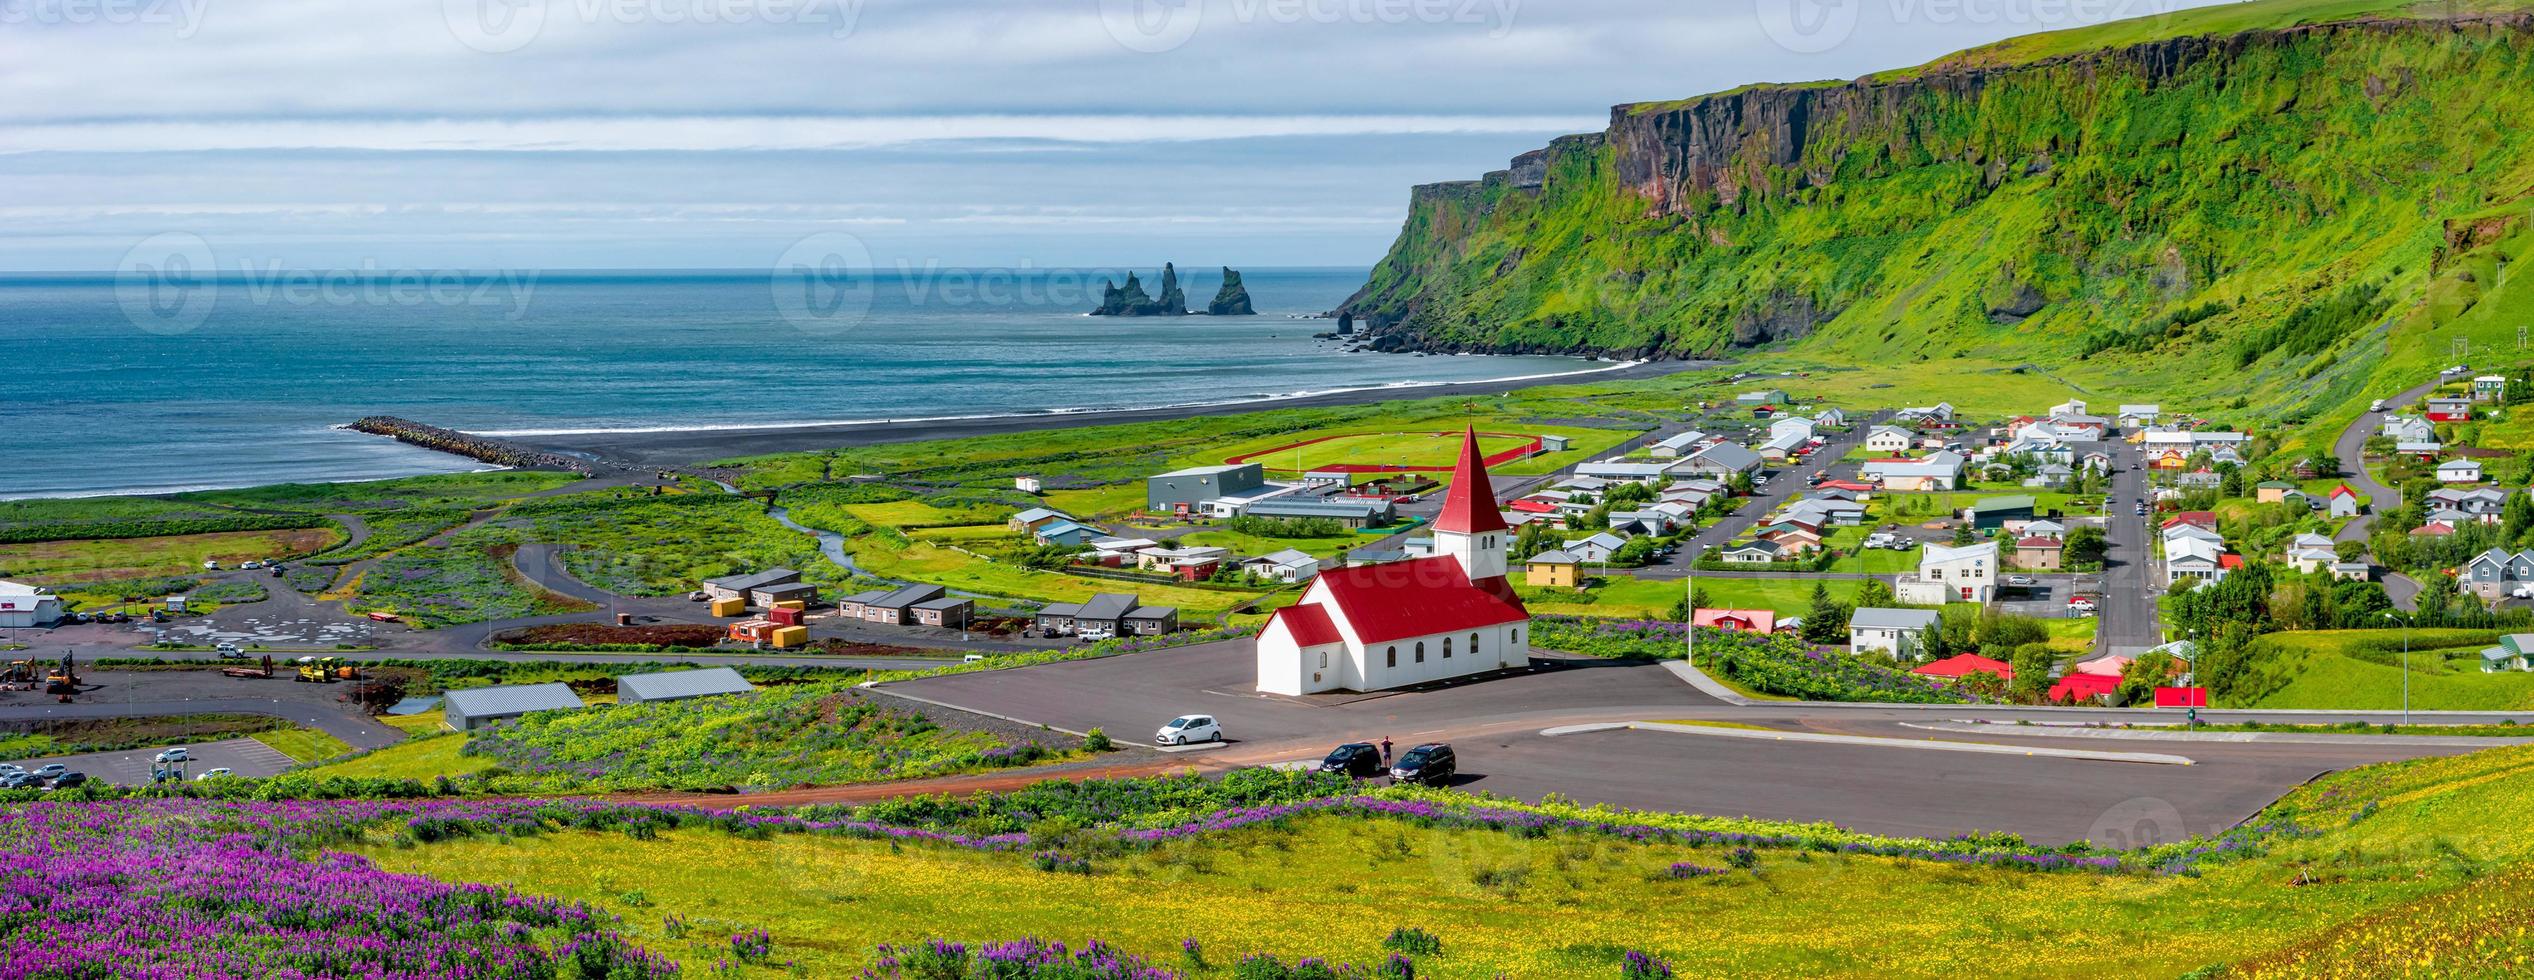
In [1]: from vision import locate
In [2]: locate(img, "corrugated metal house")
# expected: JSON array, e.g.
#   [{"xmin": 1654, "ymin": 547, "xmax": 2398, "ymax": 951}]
[
  {"xmin": 616, "ymin": 667, "xmax": 754, "ymax": 705},
  {"xmin": 443, "ymin": 683, "xmax": 585, "ymax": 731}
]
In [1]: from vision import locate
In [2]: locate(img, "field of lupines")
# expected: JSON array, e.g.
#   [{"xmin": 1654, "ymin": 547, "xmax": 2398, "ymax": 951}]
[
  {"xmin": 460, "ymin": 684, "xmax": 1072, "ymax": 792},
  {"xmin": 1529, "ymin": 617, "xmax": 1974, "ymax": 704}
]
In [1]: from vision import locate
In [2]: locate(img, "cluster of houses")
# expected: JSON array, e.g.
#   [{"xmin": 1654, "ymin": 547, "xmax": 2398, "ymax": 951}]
[
  {"xmin": 2157, "ymin": 512, "xmax": 2241, "ymax": 588},
  {"xmin": 1014, "ymin": 503, "xmax": 1324, "ymax": 587},
  {"xmin": 1140, "ymin": 462, "xmax": 1399, "ymax": 527},
  {"xmin": 1718, "ymin": 488, "xmax": 1870, "ymax": 564},
  {"xmin": 1504, "ymin": 474, "xmax": 1716, "ymax": 535},
  {"xmin": 442, "ymin": 667, "xmax": 754, "ymax": 731},
  {"xmin": 1906, "ymin": 644, "xmax": 2190, "ymax": 704}
]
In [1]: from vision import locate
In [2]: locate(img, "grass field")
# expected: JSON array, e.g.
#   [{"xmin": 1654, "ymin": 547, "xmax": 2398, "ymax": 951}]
[
  {"xmin": 1519, "ymin": 575, "xmax": 1868, "ymax": 618},
  {"xmin": 303, "ymin": 733, "xmax": 489, "ymax": 781},
  {"xmin": 848, "ymin": 535, "xmax": 1257, "ymax": 617},
  {"xmin": 1217, "ymin": 430, "xmax": 1545, "ymax": 474},
  {"xmin": 356, "ymin": 741, "xmax": 2534, "ymax": 977},
  {"xmin": 249, "ymin": 727, "xmax": 355, "ymax": 764},
  {"xmin": 1175, "ymin": 528, "xmax": 1361, "ymax": 559},
  {"xmin": 2242, "ymin": 641, "xmax": 2534, "ymax": 711},
  {"xmin": 0, "ymin": 527, "xmax": 341, "ymax": 584}
]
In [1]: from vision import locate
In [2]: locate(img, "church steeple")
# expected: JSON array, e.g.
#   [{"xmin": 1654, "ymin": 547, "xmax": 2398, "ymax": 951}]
[{"xmin": 1433, "ymin": 427, "xmax": 1508, "ymax": 582}]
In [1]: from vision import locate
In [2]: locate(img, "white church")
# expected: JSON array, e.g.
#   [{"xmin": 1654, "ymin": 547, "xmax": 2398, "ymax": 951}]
[{"xmin": 1255, "ymin": 428, "xmax": 1532, "ymax": 695}]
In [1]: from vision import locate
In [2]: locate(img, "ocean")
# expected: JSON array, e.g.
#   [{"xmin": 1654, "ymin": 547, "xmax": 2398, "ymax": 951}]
[{"xmin": 1, "ymin": 267, "xmax": 1604, "ymax": 499}]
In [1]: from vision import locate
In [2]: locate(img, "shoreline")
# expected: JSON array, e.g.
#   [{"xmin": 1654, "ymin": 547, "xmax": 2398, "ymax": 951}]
[{"xmin": 505, "ymin": 358, "xmax": 1720, "ymax": 467}]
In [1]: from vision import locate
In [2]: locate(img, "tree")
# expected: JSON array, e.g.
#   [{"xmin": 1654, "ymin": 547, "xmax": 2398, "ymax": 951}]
[
  {"xmin": 2117, "ymin": 649, "xmax": 2179, "ymax": 706},
  {"xmin": 2334, "ymin": 539, "xmax": 2367, "ymax": 562},
  {"xmin": 2418, "ymin": 573, "xmax": 2461, "ymax": 621},
  {"xmin": 1511, "ymin": 522, "xmax": 1554, "ymax": 562},
  {"xmin": 2302, "ymin": 453, "xmax": 2340, "ymax": 478},
  {"xmin": 1613, "ymin": 535, "xmax": 1661, "ymax": 567},
  {"xmin": 1975, "ymin": 612, "xmax": 2050, "ymax": 654},
  {"xmin": 2063, "ymin": 526, "xmax": 2109, "ymax": 567},
  {"xmin": 1854, "ymin": 577, "xmax": 1896, "ymax": 609},
  {"xmin": 2507, "ymin": 492, "xmax": 2534, "ymax": 544},
  {"xmin": 1802, "ymin": 583, "xmax": 1847, "ymax": 643},
  {"xmin": 1951, "ymin": 523, "xmax": 1976, "ymax": 546},
  {"xmin": 2008, "ymin": 643, "xmax": 2055, "ymax": 702}
]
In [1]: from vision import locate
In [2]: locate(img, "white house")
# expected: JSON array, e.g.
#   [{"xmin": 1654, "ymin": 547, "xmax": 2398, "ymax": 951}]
[
  {"xmin": 2117, "ymin": 404, "xmax": 2160, "ymax": 427},
  {"xmin": 0, "ymin": 581, "xmax": 64, "ymax": 629},
  {"xmin": 1648, "ymin": 430, "xmax": 1707, "ymax": 458},
  {"xmin": 1240, "ymin": 549, "xmax": 1324, "ymax": 584},
  {"xmin": 2438, "ymin": 459, "xmax": 2485, "ymax": 483},
  {"xmin": 1254, "ymin": 429, "xmax": 1531, "ymax": 696},
  {"xmin": 1848, "ymin": 607, "xmax": 1942, "ymax": 658},
  {"xmin": 1562, "ymin": 532, "xmax": 1630, "ymax": 563},
  {"xmin": 1897, "ymin": 541, "xmax": 1998, "ymax": 604},
  {"xmin": 1865, "ymin": 425, "xmax": 1914, "ymax": 453}
]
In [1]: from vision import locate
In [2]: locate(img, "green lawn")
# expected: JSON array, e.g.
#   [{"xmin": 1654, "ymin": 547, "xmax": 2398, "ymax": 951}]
[
  {"xmin": 1520, "ymin": 574, "xmax": 1866, "ymax": 618},
  {"xmin": 1175, "ymin": 528, "xmax": 1360, "ymax": 559},
  {"xmin": 2244, "ymin": 643, "xmax": 2534, "ymax": 711},
  {"xmin": 0, "ymin": 527, "xmax": 342, "ymax": 585},
  {"xmin": 302, "ymin": 733, "xmax": 490, "ymax": 781},
  {"xmin": 250, "ymin": 727, "xmax": 356, "ymax": 764}
]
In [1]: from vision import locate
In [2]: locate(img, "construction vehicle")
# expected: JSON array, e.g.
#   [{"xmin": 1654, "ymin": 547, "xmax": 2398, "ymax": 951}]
[
  {"xmin": 3, "ymin": 660, "xmax": 33, "ymax": 684},
  {"xmin": 294, "ymin": 661, "xmax": 336, "ymax": 683}
]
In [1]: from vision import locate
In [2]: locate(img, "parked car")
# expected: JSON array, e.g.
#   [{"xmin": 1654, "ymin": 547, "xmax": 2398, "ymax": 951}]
[
  {"xmin": 48, "ymin": 772, "xmax": 87, "ymax": 789},
  {"xmin": 241, "ymin": 560, "xmax": 262, "ymax": 570},
  {"xmin": 2004, "ymin": 575, "xmax": 2036, "ymax": 587},
  {"xmin": 962, "ymin": 653, "xmax": 988, "ymax": 663},
  {"xmin": 1077, "ymin": 627, "xmax": 1114, "ymax": 642},
  {"xmin": 196, "ymin": 768, "xmax": 235, "ymax": 781},
  {"xmin": 31, "ymin": 764, "xmax": 68, "ymax": 780},
  {"xmin": 1153, "ymin": 714, "xmax": 1223, "ymax": 746},
  {"xmin": 0, "ymin": 773, "xmax": 32, "ymax": 789},
  {"xmin": 687, "ymin": 590, "xmax": 710, "ymax": 601},
  {"xmin": 154, "ymin": 747, "xmax": 189, "ymax": 764},
  {"xmin": 1390, "ymin": 743, "xmax": 1457, "ymax": 787},
  {"xmin": 1318, "ymin": 742, "xmax": 1382, "ymax": 778},
  {"xmin": 215, "ymin": 643, "xmax": 244, "ymax": 659},
  {"xmin": 202, "ymin": 560, "xmax": 220, "ymax": 571}
]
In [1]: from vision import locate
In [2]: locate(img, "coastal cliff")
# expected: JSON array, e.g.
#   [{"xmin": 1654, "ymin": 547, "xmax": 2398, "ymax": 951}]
[
  {"xmin": 1337, "ymin": 2, "xmax": 2534, "ymax": 399},
  {"xmin": 1208, "ymin": 268, "xmax": 1256, "ymax": 316}
]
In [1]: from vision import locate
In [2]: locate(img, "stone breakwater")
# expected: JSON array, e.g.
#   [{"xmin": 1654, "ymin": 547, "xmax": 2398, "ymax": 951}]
[{"xmin": 346, "ymin": 416, "xmax": 595, "ymax": 473}]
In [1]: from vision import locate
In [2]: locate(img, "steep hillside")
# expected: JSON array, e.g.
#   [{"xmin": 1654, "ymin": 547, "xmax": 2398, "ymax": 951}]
[{"xmin": 1343, "ymin": 0, "xmax": 2534, "ymax": 435}]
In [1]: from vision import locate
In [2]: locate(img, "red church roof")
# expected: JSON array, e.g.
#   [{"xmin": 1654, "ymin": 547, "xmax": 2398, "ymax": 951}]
[
  {"xmin": 1432, "ymin": 427, "xmax": 1508, "ymax": 535},
  {"xmin": 1310, "ymin": 556, "xmax": 1526, "ymax": 645},
  {"xmin": 1266, "ymin": 603, "xmax": 1343, "ymax": 647},
  {"xmin": 1913, "ymin": 654, "xmax": 2014, "ymax": 680}
]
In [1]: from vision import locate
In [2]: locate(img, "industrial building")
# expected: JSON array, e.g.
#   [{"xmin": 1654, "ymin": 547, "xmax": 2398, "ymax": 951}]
[
  {"xmin": 617, "ymin": 667, "xmax": 755, "ymax": 705},
  {"xmin": 443, "ymin": 683, "xmax": 585, "ymax": 731}
]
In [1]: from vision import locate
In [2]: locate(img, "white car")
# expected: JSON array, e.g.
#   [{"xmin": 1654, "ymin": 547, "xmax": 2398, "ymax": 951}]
[
  {"xmin": 1077, "ymin": 627, "xmax": 1114, "ymax": 642},
  {"xmin": 241, "ymin": 560, "xmax": 262, "ymax": 570},
  {"xmin": 195, "ymin": 768, "xmax": 235, "ymax": 780},
  {"xmin": 154, "ymin": 747, "xmax": 189, "ymax": 764},
  {"xmin": 1154, "ymin": 714, "xmax": 1223, "ymax": 746},
  {"xmin": 202, "ymin": 560, "xmax": 221, "ymax": 571},
  {"xmin": 2005, "ymin": 575, "xmax": 2036, "ymax": 587}
]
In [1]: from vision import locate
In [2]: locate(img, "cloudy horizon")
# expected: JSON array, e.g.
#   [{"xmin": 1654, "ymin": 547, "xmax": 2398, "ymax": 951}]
[{"xmin": 0, "ymin": 0, "xmax": 2228, "ymax": 271}]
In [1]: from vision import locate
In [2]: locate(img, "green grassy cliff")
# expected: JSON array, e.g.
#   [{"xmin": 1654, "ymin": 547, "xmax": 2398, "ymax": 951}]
[{"xmin": 1344, "ymin": 0, "xmax": 2534, "ymax": 440}]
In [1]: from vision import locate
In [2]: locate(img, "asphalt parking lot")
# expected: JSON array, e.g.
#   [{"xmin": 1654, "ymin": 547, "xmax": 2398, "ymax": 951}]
[
  {"xmin": 6, "ymin": 736, "xmax": 297, "ymax": 788},
  {"xmin": 892, "ymin": 639, "xmax": 2494, "ymax": 846}
]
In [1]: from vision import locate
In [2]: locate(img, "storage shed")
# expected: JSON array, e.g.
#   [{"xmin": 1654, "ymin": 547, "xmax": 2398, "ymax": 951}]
[
  {"xmin": 617, "ymin": 667, "xmax": 754, "ymax": 705},
  {"xmin": 443, "ymin": 683, "xmax": 585, "ymax": 731}
]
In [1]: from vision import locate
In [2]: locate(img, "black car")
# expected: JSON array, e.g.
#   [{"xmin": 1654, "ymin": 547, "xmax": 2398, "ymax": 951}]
[
  {"xmin": 1389, "ymin": 743, "xmax": 1457, "ymax": 787},
  {"xmin": 1318, "ymin": 742, "xmax": 1382, "ymax": 778},
  {"xmin": 48, "ymin": 772, "xmax": 88, "ymax": 789}
]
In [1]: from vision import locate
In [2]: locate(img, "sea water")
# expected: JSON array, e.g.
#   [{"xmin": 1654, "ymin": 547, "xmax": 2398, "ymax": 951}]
[{"xmin": 0, "ymin": 268, "xmax": 1601, "ymax": 498}]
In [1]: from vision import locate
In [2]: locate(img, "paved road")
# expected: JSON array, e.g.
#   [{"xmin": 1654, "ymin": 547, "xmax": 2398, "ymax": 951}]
[
  {"xmin": 0, "ymin": 697, "xmax": 404, "ymax": 751},
  {"xmin": 6, "ymin": 736, "xmax": 298, "ymax": 787},
  {"xmin": 885, "ymin": 638, "xmax": 2516, "ymax": 845},
  {"xmin": 2098, "ymin": 438, "xmax": 2162, "ymax": 654},
  {"xmin": 2336, "ymin": 377, "xmax": 2441, "ymax": 611}
]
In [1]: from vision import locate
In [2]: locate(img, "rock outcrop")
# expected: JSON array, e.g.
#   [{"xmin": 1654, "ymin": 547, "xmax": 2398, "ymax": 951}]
[
  {"xmin": 1207, "ymin": 267, "xmax": 1256, "ymax": 315},
  {"xmin": 1093, "ymin": 263, "xmax": 1258, "ymax": 316}
]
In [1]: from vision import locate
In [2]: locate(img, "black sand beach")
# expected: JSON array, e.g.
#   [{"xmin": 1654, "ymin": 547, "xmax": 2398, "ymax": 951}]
[{"xmin": 504, "ymin": 359, "xmax": 1720, "ymax": 467}]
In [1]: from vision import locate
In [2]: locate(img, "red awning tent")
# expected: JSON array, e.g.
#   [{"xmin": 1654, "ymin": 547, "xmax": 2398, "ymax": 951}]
[{"xmin": 2153, "ymin": 686, "xmax": 2210, "ymax": 708}]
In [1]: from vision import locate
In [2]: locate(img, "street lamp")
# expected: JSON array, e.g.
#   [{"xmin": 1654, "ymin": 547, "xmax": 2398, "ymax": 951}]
[{"xmin": 2383, "ymin": 611, "xmax": 2413, "ymax": 725}]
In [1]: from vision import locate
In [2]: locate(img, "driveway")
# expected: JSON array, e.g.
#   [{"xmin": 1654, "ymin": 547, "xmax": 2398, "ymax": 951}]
[{"xmin": 2335, "ymin": 377, "xmax": 2441, "ymax": 610}]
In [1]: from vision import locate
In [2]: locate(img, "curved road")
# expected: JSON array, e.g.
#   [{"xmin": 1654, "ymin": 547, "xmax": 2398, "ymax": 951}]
[{"xmin": 2334, "ymin": 377, "xmax": 2441, "ymax": 611}]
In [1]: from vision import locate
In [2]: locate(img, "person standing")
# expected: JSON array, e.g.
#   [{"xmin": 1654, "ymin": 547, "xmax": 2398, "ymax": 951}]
[{"xmin": 1379, "ymin": 736, "xmax": 1393, "ymax": 763}]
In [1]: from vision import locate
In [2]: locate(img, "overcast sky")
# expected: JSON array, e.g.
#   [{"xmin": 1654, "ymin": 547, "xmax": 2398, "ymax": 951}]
[{"xmin": 0, "ymin": 0, "xmax": 2226, "ymax": 271}]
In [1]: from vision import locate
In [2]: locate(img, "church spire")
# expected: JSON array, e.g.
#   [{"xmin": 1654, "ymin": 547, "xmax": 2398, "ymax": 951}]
[{"xmin": 1433, "ymin": 426, "xmax": 1508, "ymax": 535}]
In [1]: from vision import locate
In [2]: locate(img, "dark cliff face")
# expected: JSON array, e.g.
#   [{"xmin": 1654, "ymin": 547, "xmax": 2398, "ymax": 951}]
[
  {"xmin": 1207, "ymin": 267, "xmax": 1255, "ymax": 316},
  {"xmin": 1092, "ymin": 262, "xmax": 1189, "ymax": 316}
]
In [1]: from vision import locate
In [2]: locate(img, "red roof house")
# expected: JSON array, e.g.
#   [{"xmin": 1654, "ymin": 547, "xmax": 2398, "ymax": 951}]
[
  {"xmin": 1913, "ymin": 654, "xmax": 2014, "ymax": 681},
  {"xmin": 2047, "ymin": 672, "xmax": 2121, "ymax": 704},
  {"xmin": 1692, "ymin": 608, "xmax": 1777, "ymax": 634},
  {"xmin": 2161, "ymin": 512, "xmax": 2218, "ymax": 531},
  {"xmin": 1818, "ymin": 479, "xmax": 1876, "ymax": 493},
  {"xmin": 1507, "ymin": 498, "xmax": 1559, "ymax": 514}
]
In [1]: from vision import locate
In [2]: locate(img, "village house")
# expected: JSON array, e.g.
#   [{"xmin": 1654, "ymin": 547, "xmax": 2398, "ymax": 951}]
[
  {"xmin": 2117, "ymin": 404, "xmax": 2160, "ymax": 427},
  {"xmin": 2254, "ymin": 481, "xmax": 2297, "ymax": 504},
  {"xmin": 2425, "ymin": 487, "xmax": 2507, "ymax": 522},
  {"xmin": 2474, "ymin": 375, "xmax": 2510, "ymax": 402},
  {"xmin": 1693, "ymin": 608, "xmax": 1779, "ymax": 633},
  {"xmin": 1681, "ymin": 442, "xmax": 1765, "ymax": 478},
  {"xmin": 2438, "ymin": 459, "xmax": 2485, "ymax": 484},
  {"xmin": 2426, "ymin": 397, "xmax": 2475, "ymax": 422},
  {"xmin": 1865, "ymin": 425, "xmax": 1914, "ymax": 453},
  {"xmin": 1240, "ymin": 549, "xmax": 1324, "ymax": 584},
  {"xmin": 1253, "ymin": 429, "xmax": 1530, "ymax": 696},
  {"xmin": 1896, "ymin": 402, "xmax": 1956, "ymax": 424},
  {"xmin": 1861, "ymin": 451, "xmax": 1966, "ymax": 491},
  {"xmin": 1008, "ymin": 507, "xmax": 1073, "ymax": 531},
  {"xmin": 1038, "ymin": 592, "xmax": 1179, "ymax": 636},
  {"xmin": 2014, "ymin": 535, "xmax": 2064, "ymax": 570},
  {"xmin": 2381, "ymin": 415, "xmax": 2436, "ymax": 443},
  {"xmin": 1847, "ymin": 607, "xmax": 1941, "ymax": 658},
  {"xmin": 1899, "ymin": 540, "xmax": 1998, "ymax": 604},
  {"xmin": 1814, "ymin": 407, "xmax": 1848, "ymax": 427},
  {"xmin": 2164, "ymin": 534, "xmax": 2230, "ymax": 587},
  {"xmin": 1524, "ymin": 549, "xmax": 1580, "ymax": 588},
  {"xmin": 1648, "ymin": 430, "xmax": 1709, "ymax": 458},
  {"xmin": 1722, "ymin": 540, "xmax": 1783, "ymax": 564},
  {"xmin": 2480, "ymin": 634, "xmax": 2534, "ymax": 672},
  {"xmin": 2331, "ymin": 561, "xmax": 2373, "ymax": 582},
  {"xmin": 1146, "ymin": 463, "xmax": 1267, "ymax": 517},
  {"xmin": 2329, "ymin": 484, "xmax": 2362, "ymax": 518},
  {"xmin": 1737, "ymin": 389, "xmax": 1791, "ymax": 406},
  {"xmin": 2462, "ymin": 549, "xmax": 2534, "ymax": 600},
  {"xmin": 1034, "ymin": 520, "xmax": 1100, "ymax": 547},
  {"xmin": 1562, "ymin": 531, "xmax": 1630, "ymax": 564}
]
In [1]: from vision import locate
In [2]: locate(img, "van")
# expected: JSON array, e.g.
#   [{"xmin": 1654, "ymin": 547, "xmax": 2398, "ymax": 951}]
[
  {"xmin": 2370, "ymin": 399, "xmax": 2386, "ymax": 413},
  {"xmin": 962, "ymin": 653, "xmax": 988, "ymax": 663}
]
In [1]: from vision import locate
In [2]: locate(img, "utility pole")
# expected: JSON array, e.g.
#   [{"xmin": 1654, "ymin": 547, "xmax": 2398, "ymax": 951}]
[{"xmin": 2384, "ymin": 611, "xmax": 2412, "ymax": 726}]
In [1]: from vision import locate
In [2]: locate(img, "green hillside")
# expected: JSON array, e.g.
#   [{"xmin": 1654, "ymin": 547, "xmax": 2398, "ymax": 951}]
[{"xmin": 1344, "ymin": 0, "xmax": 2534, "ymax": 452}]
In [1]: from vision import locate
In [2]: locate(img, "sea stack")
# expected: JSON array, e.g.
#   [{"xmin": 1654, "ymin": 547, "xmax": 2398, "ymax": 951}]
[
  {"xmin": 1207, "ymin": 267, "xmax": 1256, "ymax": 315},
  {"xmin": 1091, "ymin": 263, "xmax": 1190, "ymax": 316}
]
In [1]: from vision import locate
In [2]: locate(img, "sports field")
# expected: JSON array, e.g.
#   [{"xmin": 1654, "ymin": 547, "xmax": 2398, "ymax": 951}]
[{"xmin": 1222, "ymin": 431, "xmax": 1542, "ymax": 473}]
